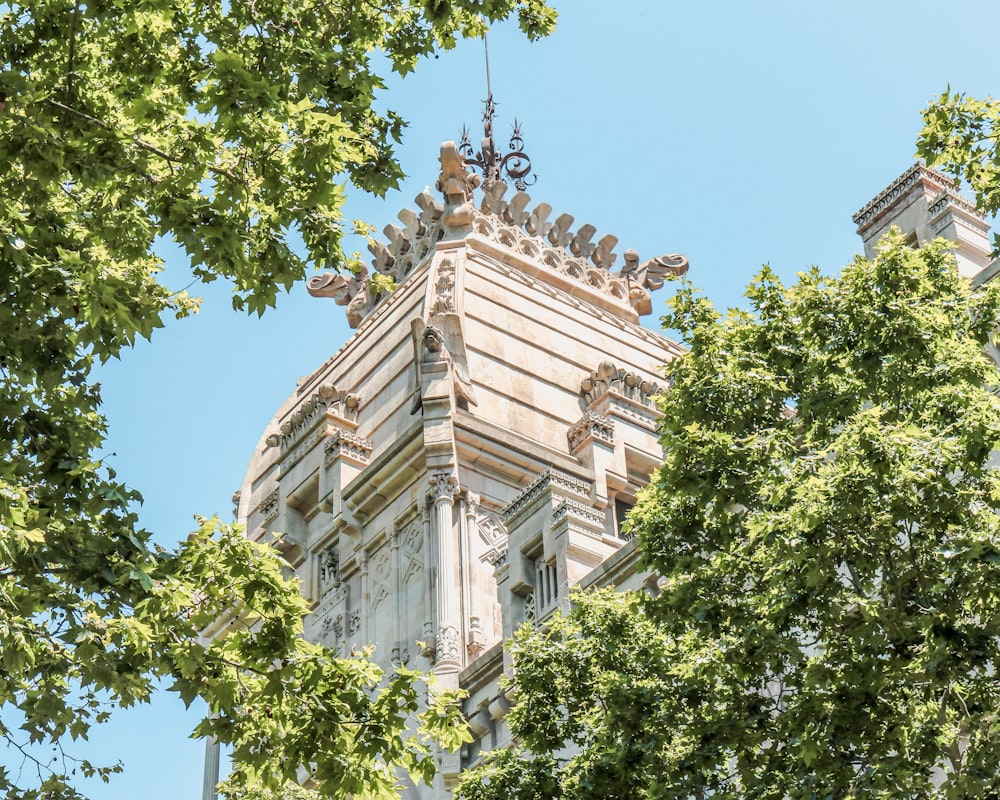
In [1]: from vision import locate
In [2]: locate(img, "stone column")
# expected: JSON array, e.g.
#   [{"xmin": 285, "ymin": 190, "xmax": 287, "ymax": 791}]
[
  {"xmin": 390, "ymin": 524, "xmax": 402, "ymax": 663},
  {"xmin": 201, "ymin": 736, "xmax": 220, "ymax": 800},
  {"xmin": 358, "ymin": 550, "xmax": 369, "ymax": 647},
  {"xmin": 463, "ymin": 491, "xmax": 484, "ymax": 660},
  {"xmin": 430, "ymin": 471, "xmax": 461, "ymax": 674},
  {"xmin": 420, "ymin": 499, "xmax": 435, "ymax": 661}
]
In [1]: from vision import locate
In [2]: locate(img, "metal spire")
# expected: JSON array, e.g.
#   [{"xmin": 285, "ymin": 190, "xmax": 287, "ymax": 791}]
[{"xmin": 459, "ymin": 32, "xmax": 535, "ymax": 193}]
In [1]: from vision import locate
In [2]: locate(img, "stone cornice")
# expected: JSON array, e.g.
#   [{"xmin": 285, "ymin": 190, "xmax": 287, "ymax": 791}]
[
  {"xmin": 927, "ymin": 189, "xmax": 987, "ymax": 222},
  {"xmin": 581, "ymin": 361, "xmax": 663, "ymax": 411},
  {"xmin": 265, "ymin": 382, "xmax": 360, "ymax": 451},
  {"xmin": 503, "ymin": 468, "xmax": 590, "ymax": 524},
  {"xmin": 852, "ymin": 164, "xmax": 966, "ymax": 228},
  {"xmin": 552, "ymin": 498, "xmax": 605, "ymax": 527}
]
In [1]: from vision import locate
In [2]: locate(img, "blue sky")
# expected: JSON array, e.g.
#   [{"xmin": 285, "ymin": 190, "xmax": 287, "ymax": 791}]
[{"xmin": 40, "ymin": 1, "xmax": 1000, "ymax": 797}]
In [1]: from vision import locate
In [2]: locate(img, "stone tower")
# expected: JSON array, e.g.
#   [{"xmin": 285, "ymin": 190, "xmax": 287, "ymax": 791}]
[
  {"xmin": 852, "ymin": 163, "xmax": 993, "ymax": 279},
  {"xmin": 226, "ymin": 143, "xmax": 688, "ymax": 796}
]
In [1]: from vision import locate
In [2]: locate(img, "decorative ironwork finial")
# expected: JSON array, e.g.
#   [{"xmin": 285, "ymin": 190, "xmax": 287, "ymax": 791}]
[{"xmin": 459, "ymin": 32, "xmax": 536, "ymax": 193}]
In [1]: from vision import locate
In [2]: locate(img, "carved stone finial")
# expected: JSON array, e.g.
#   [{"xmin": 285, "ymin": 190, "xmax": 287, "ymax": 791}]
[
  {"xmin": 621, "ymin": 248, "xmax": 640, "ymax": 278},
  {"xmin": 525, "ymin": 202, "xmax": 552, "ymax": 237},
  {"xmin": 438, "ymin": 142, "xmax": 476, "ymax": 203},
  {"xmin": 503, "ymin": 192, "xmax": 532, "ymax": 228},
  {"xmin": 481, "ymin": 181, "xmax": 508, "ymax": 216},
  {"xmin": 437, "ymin": 142, "xmax": 477, "ymax": 230},
  {"xmin": 591, "ymin": 234, "xmax": 618, "ymax": 269},
  {"xmin": 547, "ymin": 213, "xmax": 574, "ymax": 248},
  {"xmin": 415, "ymin": 188, "xmax": 444, "ymax": 226},
  {"xmin": 569, "ymin": 224, "xmax": 597, "ymax": 259}
]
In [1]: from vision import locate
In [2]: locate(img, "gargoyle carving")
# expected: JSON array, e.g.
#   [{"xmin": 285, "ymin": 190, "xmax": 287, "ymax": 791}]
[
  {"xmin": 410, "ymin": 316, "xmax": 477, "ymax": 413},
  {"xmin": 620, "ymin": 249, "xmax": 689, "ymax": 314},
  {"xmin": 307, "ymin": 271, "xmax": 377, "ymax": 329},
  {"xmin": 620, "ymin": 249, "xmax": 689, "ymax": 288},
  {"xmin": 307, "ymin": 271, "xmax": 365, "ymax": 305}
]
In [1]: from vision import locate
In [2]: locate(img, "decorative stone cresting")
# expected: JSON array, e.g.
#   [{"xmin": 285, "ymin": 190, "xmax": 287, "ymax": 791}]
[
  {"xmin": 852, "ymin": 164, "xmax": 984, "ymax": 228},
  {"xmin": 503, "ymin": 468, "xmax": 589, "ymax": 522},
  {"xmin": 324, "ymin": 430, "xmax": 372, "ymax": 465},
  {"xmin": 265, "ymin": 383, "xmax": 361, "ymax": 450},
  {"xmin": 567, "ymin": 411, "xmax": 615, "ymax": 452},
  {"xmin": 552, "ymin": 499, "xmax": 606, "ymax": 526},
  {"xmin": 472, "ymin": 183, "xmax": 689, "ymax": 317},
  {"xmin": 927, "ymin": 189, "xmax": 984, "ymax": 220},
  {"xmin": 309, "ymin": 143, "xmax": 689, "ymax": 327},
  {"xmin": 581, "ymin": 361, "xmax": 662, "ymax": 411}
]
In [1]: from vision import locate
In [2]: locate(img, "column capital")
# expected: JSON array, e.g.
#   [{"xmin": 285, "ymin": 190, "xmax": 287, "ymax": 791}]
[
  {"xmin": 464, "ymin": 490, "xmax": 481, "ymax": 516},
  {"xmin": 429, "ymin": 470, "xmax": 458, "ymax": 502}
]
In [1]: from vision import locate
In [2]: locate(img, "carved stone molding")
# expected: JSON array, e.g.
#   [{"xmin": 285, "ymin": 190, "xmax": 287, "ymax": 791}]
[
  {"xmin": 411, "ymin": 278, "xmax": 477, "ymax": 410},
  {"xmin": 391, "ymin": 645, "xmax": 410, "ymax": 666},
  {"xmin": 522, "ymin": 592, "xmax": 535, "ymax": 624},
  {"xmin": 319, "ymin": 544, "xmax": 340, "ymax": 589},
  {"xmin": 567, "ymin": 411, "xmax": 615, "ymax": 452},
  {"xmin": 476, "ymin": 511, "xmax": 509, "ymax": 568},
  {"xmin": 580, "ymin": 360, "xmax": 662, "ymax": 411},
  {"xmin": 323, "ymin": 430, "xmax": 372, "ymax": 466},
  {"xmin": 467, "ymin": 616, "xmax": 485, "ymax": 661},
  {"xmin": 266, "ymin": 383, "xmax": 361, "ymax": 450},
  {"xmin": 396, "ymin": 518, "xmax": 424, "ymax": 588},
  {"xmin": 430, "ymin": 257, "xmax": 457, "ymax": 316},
  {"xmin": 258, "ymin": 490, "xmax": 278, "ymax": 522},
  {"xmin": 465, "ymin": 491, "xmax": 481, "ymax": 515},
  {"xmin": 471, "ymin": 212, "xmax": 632, "ymax": 309},
  {"xmin": 437, "ymin": 624, "xmax": 461, "ymax": 665}
]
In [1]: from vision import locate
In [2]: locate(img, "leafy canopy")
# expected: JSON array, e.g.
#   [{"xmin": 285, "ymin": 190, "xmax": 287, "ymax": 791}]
[
  {"xmin": 459, "ymin": 233, "xmax": 1000, "ymax": 800},
  {"xmin": 0, "ymin": 1, "xmax": 554, "ymax": 797}
]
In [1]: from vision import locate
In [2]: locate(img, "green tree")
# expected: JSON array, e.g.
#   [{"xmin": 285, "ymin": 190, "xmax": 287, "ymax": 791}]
[
  {"xmin": 0, "ymin": 1, "xmax": 554, "ymax": 797},
  {"xmin": 918, "ymin": 90, "xmax": 1000, "ymax": 252},
  {"xmin": 458, "ymin": 233, "xmax": 1000, "ymax": 800}
]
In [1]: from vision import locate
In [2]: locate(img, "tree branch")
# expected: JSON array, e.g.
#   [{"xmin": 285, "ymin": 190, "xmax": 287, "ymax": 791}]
[{"xmin": 42, "ymin": 98, "xmax": 242, "ymax": 184}]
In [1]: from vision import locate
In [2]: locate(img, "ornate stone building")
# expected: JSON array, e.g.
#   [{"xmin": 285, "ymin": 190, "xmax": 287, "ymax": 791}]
[
  {"xmin": 219, "ymin": 142, "xmax": 689, "ymax": 797},
  {"xmin": 205, "ymin": 157, "xmax": 998, "ymax": 799}
]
